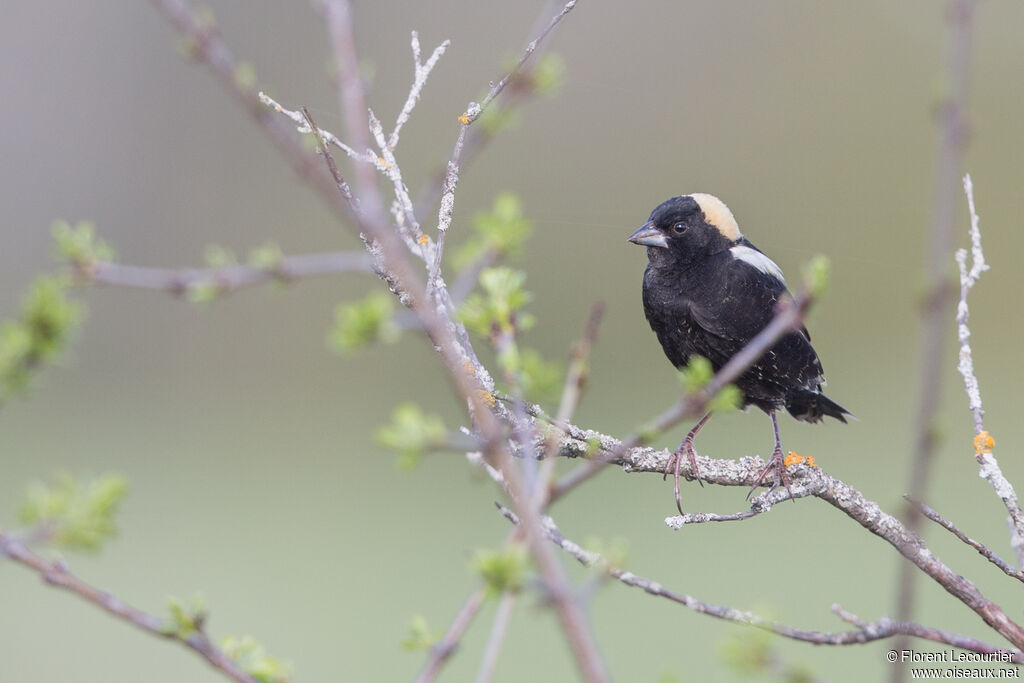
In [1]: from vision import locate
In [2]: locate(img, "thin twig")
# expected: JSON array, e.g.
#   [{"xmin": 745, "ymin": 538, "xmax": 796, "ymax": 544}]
[
  {"xmin": 470, "ymin": 0, "xmax": 577, "ymax": 121},
  {"xmin": 301, "ymin": 106, "xmax": 357, "ymax": 206},
  {"xmin": 534, "ymin": 302, "xmax": 605, "ymax": 507},
  {"xmin": 905, "ymin": 495, "xmax": 1024, "ymax": 583},
  {"xmin": 0, "ymin": 534, "xmax": 257, "ymax": 683},
  {"xmin": 474, "ymin": 590, "xmax": 518, "ymax": 683},
  {"xmin": 895, "ymin": 1, "xmax": 977, "ymax": 669},
  {"xmin": 390, "ymin": 32, "xmax": 451, "ymax": 150},
  {"xmin": 956, "ymin": 175, "xmax": 1024, "ymax": 545},
  {"xmin": 495, "ymin": 504, "xmax": 1021, "ymax": 660},
  {"xmin": 413, "ymin": 587, "xmax": 488, "ymax": 683},
  {"xmin": 427, "ymin": 0, "xmax": 579, "ymax": 294},
  {"xmin": 81, "ymin": 251, "xmax": 372, "ymax": 296}
]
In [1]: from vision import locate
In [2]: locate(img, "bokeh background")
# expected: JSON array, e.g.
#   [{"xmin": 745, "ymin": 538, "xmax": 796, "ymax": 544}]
[{"xmin": 2, "ymin": 1, "xmax": 1024, "ymax": 681}]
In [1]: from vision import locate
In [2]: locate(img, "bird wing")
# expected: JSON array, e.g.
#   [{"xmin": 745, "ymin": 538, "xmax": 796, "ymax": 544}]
[{"xmin": 684, "ymin": 253, "xmax": 825, "ymax": 391}]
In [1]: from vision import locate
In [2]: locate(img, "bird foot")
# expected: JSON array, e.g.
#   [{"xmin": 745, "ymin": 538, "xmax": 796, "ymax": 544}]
[
  {"xmin": 663, "ymin": 438, "xmax": 703, "ymax": 515},
  {"xmin": 746, "ymin": 447, "xmax": 794, "ymax": 501}
]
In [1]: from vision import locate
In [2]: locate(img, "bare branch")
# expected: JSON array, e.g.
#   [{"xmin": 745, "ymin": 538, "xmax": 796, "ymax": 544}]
[
  {"xmin": 301, "ymin": 106, "xmax": 358, "ymax": 206},
  {"xmin": 80, "ymin": 250, "xmax": 372, "ymax": 296},
  {"xmin": 906, "ymin": 495, "xmax": 1024, "ymax": 583},
  {"xmin": 468, "ymin": 0, "xmax": 577, "ymax": 122},
  {"xmin": 548, "ymin": 439, "xmax": 1024, "ymax": 649},
  {"xmin": 413, "ymin": 587, "xmax": 488, "ymax": 683},
  {"xmin": 427, "ymin": 0, "xmax": 579, "ymax": 293},
  {"xmin": 0, "ymin": 534, "xmax": 258, "ymax": 683},
  {"xmin": 896, "ymin": 1, "xmax": 977, "ymax": 665},
  {"xmin": 390, "ymin": 32, "xmax": 451, "ymax": 150},
  {"xmin": 474, "ymin": 590, "xmax": 517, "ymax": 683},
  {"xmin": 495, "ymin": 504, "xmax": 1021, "ymax": 660},
  {"xmin": 955, "ymin": 174, "xmax": 1024, "ymax": 545}
]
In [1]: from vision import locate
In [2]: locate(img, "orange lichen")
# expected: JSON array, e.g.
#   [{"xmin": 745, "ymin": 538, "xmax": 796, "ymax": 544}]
[
  {"xmin": 974, "ymin": 430, "xmax": 995, "ymax": 455},
  {"xmin": 783, "ymin": 452, "xmax": 803, "ymax": 467},
  {"xmin": 477, "ymin": 389, "xmax": 497, "ymax": 407},
  {"xmin": 458, "ymin": 113, "xmax": 471, "ymax": 125},
  {"xmin": 418, "ymin": 234, "xmax": 430, "ymax": 245},
  {"xmin": 804, "ymin": 455, "xmax": 816, "ymax": 468}
]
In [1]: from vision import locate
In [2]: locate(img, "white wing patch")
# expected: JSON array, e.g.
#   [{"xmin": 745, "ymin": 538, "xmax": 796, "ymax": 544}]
[{"xmin": 730, "ymin": 245, "xmax": 786, "ymax": 283}]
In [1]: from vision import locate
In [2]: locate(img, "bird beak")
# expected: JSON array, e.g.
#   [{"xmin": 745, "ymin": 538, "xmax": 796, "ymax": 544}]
[{"xmin": 628, "ymin": 222, "xmax": 668, "ymax": 248}]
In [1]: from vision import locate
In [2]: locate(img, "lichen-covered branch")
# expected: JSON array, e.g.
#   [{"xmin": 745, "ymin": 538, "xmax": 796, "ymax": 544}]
[
  {"xmin": 544, "ymin": 433, "xmax": 1024, "ymax": 649},
  {"xmin": 956, "ymin": 174, "xmax": 1024, "ymax": 549},
  {"xmin": 495, "ymin": 504, "xmax": 1021, "ymax": 660}
]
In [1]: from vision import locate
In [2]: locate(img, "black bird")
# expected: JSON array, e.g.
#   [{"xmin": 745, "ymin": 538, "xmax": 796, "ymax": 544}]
[{"xmin": 628, "ymin": 194, "xmax": 850, "ymax": 512}]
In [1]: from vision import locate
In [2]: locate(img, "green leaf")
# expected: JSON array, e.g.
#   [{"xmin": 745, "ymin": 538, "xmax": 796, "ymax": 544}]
[
  {"xmin": 327, "ymin": 292, "xmax": 399, "ymax": 352},
  {"xmin": 203, "ymin": 244, "xmax": 237, "ymax": 268},
  {"xmin": 677, "ymin": 356, "xmax": 714, "ymax": 394},
  {"xmin": 52, "ymin": 220, "xmax": 115, "ymax": 265},
  {"xmin": 401, "ymin": 615, "xmax": 442, "ymax": 652},
  {"xmin": 518, "ymin": 348, "xmax": 562, "ymax": 405},
  {"xmin": 0, "ymin": 275, "xmax": 83, "ymax": 399},
  {"xmin": 376, "ymin": 403, "xmax": 448, "ymax": 471},
  {"xmin": 186, "ymin": 281, "xmax": 222, "ymax": 304},
  {"xmin": 471, "ymin": 546, "xmax": 529, "ymax": 597},
  {"xmin": 18, "ymin": 473, "xmax": 128, "ymax": 551},
  {"xmin": 708, "ymin": 385, "xmax": 743, "ymax": 413},
  {"xmin": 802, "ymin": 254, "xmax": 831, "ymax": 297},
  {"xmin": 453, "ymin": 193, "xmax": 532, "ymax": 270},
  {"xmin": 221, "ymin": 634, "xmax": 292, "ymax": 683},
  {"xmin": 459, "ymin": 267, "xmax": 532, "ymax": 337},
  {"xmin": 530, "ymin": 53, "xmax": 566, "ymax": 95},
  {"xmin": 247, "ymin": 242, "xmax": 284, "ymax": 270},
  {"xmin": 163, "ymin": 594, "xmax": 207, "ymax": 638}
]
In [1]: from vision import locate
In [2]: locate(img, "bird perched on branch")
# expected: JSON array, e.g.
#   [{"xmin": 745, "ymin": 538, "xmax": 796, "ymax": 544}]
[{"xmin": 628, "ymin": 193, "xmax": 849, "ymax": 512}]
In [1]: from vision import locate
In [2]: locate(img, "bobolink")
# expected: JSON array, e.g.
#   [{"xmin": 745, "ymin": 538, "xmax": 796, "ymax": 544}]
[{"xmin": 628, "ymin": 194, "xmax": 849, "ymax": 512}]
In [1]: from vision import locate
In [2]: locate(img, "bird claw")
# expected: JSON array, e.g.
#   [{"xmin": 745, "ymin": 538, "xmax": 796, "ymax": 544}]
[
  {"xmin": 746, "ymin": 447, "xmax": 794, "ymax": 501},
  {"xmin": 664, "ymin": 438, "xmax": 702, "ymax": 515}
]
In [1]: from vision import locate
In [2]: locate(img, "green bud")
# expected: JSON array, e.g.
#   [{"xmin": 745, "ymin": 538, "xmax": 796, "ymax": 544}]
[
  {"xmin": 471, "ymin": 546, "xmax": 529, "ymax": 596},
  {"xmin": 708, "ymin": 385, "xmax": 743, "ymax": 413},
  {"xmin": 459, "ymin": 267, "xmax": 531, "ymax": 337},
  {"xmin": 247, "ymin": 242, "xmax": 284, "ymax": 271},
  {"xmin": 376, "ymin": 403, "xmax": 447, "ymax": 471},
  {"xmin": 327, "ymin": 292, "xmax": 399, "ymax": 352},
  {"xmin": 203, "ymin": 244, "xmax": 237, "ymax": 268},
  {"xmin": 18, "ymin": 473, "xmax": 128, "ymax": 552},
  {"xmin": 801, "ymin": 254, "xmax": 831, "ymax": 297},
  {"xmin": 518, "ymin": 348, "xmax": 562, "ymax": 405},
  {"xmin": 401, "ymin": 615, "xmax": 442, "ymax": 652},
  {"xmin": 453, "ymin": 193, "xmax": 532, "ymax": 270},
  {"xmin": 530, "ymin": 53, "xmax": 566, "ymax": 95},
  {"xmin": 221, "ymin": 634, "xmax": 292, "ymax": 683},
  {"xmin": 233, "ymin": 62, "xmax": 258, "ymax": 91},
  {"xmin": 52, "ymin": 220, "xmax": 115, "ymax": 265},
  {"xmin": 677, "ymin": 356, "xmax": 713, "ymax": 394}
]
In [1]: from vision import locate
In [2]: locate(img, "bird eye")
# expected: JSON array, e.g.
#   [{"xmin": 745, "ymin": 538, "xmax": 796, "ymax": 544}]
[{"xmin": 672, "ymin": 222, "xmax": 686, "ymax": 234}]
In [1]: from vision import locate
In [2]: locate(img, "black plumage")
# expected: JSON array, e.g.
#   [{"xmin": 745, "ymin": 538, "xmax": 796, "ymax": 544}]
[{"xmin": 628, "ymin": 194, "xmax": 849, "ymax": 511}]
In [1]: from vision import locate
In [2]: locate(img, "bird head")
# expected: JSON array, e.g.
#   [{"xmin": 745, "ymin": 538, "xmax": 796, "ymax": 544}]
[{"xmin": 628, "ymin": 194, "xmax": 741, "ymax": 263}]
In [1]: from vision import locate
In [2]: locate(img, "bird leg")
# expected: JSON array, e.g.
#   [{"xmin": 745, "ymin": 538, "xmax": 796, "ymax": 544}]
[
  {"xmin": 664, "ymin": 412, "xmax": 712, "ymax": 514},
  {"xmin": 747, "ymin": 409, "xmax": 794, "ymax": 500}
]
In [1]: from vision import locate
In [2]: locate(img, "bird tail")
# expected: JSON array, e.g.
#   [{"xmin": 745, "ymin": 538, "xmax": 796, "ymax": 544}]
[{"xmin": 787, "ymin": 390, "xmax": 852, "ymax": 424}]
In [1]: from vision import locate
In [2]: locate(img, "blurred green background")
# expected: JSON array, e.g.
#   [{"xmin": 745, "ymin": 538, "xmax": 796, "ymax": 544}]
[{"xmin": 2, "ymin": 1, "xmax": 1024, "ymax": 681}]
